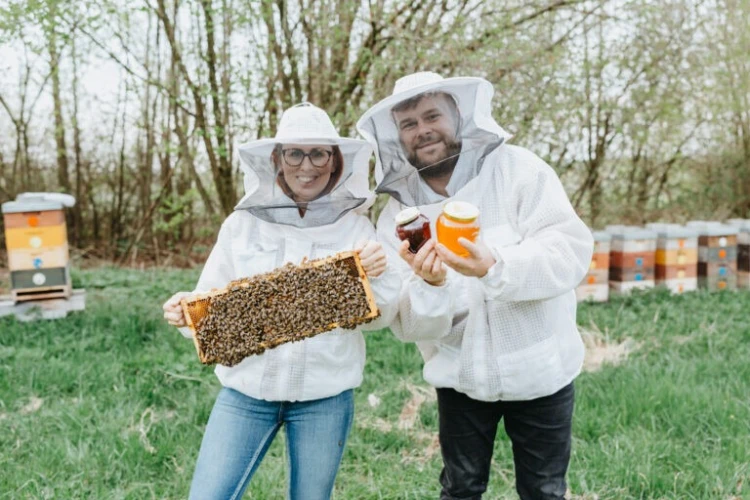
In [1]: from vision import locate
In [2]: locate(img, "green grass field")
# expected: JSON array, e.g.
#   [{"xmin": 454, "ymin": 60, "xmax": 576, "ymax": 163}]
[{"xmin": 1, "ymin": 267, "xmax": 749, "ymax": 499}]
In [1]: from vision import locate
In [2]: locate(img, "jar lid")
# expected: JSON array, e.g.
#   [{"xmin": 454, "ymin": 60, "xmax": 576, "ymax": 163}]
[
  {"xmin": 395, "ymin": 207, "xmax": 421, "ymax": 225},
  {"xmin": 442, "ymin": 201, "xmax": 479, "ymax": 221}
]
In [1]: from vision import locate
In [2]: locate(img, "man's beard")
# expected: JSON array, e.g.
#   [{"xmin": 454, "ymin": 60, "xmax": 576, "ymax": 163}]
[{"xmin": 407, "ymin": 140, "xmax": 463, "ymax": 180}]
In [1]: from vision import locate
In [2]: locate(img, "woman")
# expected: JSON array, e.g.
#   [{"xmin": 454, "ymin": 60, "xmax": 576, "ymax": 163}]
[{"xmin": 162, "ymin": 103, "xmax": 399, "ymax": 499}]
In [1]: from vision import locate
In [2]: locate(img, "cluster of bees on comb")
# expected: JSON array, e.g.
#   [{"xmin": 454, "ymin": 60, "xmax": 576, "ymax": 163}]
[{"xmin": 187, "ymin": 253, "xmax": 379, "ymax": 367}]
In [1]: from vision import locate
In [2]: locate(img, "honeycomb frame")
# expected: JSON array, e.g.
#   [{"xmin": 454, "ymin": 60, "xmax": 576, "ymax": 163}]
[{"xmin": 180, "ymin": 251, "xmax": 379, "ymax": 364}]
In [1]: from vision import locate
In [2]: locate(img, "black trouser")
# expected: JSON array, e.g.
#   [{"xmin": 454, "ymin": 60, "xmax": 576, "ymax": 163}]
[{"xmin": 437, "ymin": 382, "xmax": 575, "ymax": 500}]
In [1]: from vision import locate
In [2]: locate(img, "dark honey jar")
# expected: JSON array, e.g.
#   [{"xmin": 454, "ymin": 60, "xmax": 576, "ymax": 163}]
[{"xmin": 395, "ymin": 207, "xmax": 431, "ymax": 254}]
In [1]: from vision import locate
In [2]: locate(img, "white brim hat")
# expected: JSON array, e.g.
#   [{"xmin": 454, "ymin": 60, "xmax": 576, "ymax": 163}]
[
  {"xmin": 239, "ymin": 102, "xmax": 369, "ymax": 162},
  {"xmin": 356, "ymin": 72, "xmax": 495, "ymax": 129}
]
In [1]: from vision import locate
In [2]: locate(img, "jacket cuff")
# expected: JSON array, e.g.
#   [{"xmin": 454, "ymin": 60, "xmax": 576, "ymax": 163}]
[
  {"xmin": 178, "ymin": 326, "xmax": 194, "ymax": 339},
  {"xmin": 478, "ymin": 247, "xmax": 506, "ymax": 298}
]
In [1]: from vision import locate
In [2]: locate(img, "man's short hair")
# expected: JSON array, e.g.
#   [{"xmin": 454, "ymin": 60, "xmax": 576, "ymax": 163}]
[{"xmin": 391, "ymin": 91, "xmax": 460, "ymax": 118}]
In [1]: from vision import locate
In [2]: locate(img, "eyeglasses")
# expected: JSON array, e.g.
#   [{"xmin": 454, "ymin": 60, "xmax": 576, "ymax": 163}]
[{"xmin": 281, "ymin": 148, "xmax": 333, "ymax": 168}]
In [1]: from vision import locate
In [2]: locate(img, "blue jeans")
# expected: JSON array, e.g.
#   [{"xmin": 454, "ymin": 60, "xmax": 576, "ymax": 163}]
[{"xmin": 189, "ymin": 387, "xmax": 354, "ymax": 500}]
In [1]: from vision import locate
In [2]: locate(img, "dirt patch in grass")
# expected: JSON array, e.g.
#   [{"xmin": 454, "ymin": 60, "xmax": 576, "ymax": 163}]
[
  {"xmin": 398, "ymin": 384, "xmax": 436, "ymax": 430},
  {"xmin": 20, "ymin": 396, "xmax": 44, "ymax": 415},
  {"xmin": 400, "ymin": 432, "xmax": 441, "ymax": 467},
  {"xmin": 358, "ymin": 384, "xmax": 441, "ymax": 467},
  {"xmin": 580, "ymin": 328, "xmax": 638, "ymax": 372}
]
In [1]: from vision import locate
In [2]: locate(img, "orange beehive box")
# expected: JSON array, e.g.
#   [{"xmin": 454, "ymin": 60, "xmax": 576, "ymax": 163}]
[
  {"xmin": 589, "ymin": 252, "xmax": 610, "ymax": 270},
  {"xmin": 5, "ymin": 225, "xmax": 68, "ymax": 251},
  {"xmin": 655, "ymin": 248, "xmax": 698, "ymax": 266},
  {"xmin": 609, "ymin": 251, "xmax": 656, "ymax": 269},
  {"xmin": 3, "ymin": 210, "xmax": 65, "ymax": 229},
  {"xmin": 588, "ymin": 231, "xmax": 611, "ymax": 271},
  {"xmin": 655, "ymin": 264, "xmax": 698, "ymax": 280}
]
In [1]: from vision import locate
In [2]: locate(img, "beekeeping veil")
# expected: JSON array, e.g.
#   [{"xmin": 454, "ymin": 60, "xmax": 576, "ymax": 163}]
[
  {"xmin": 356, "ymin": 72, "xmax": 512, "ymax": 207},
  {"xmin": 235, "ymin": 102, "xmax": 374, "ymax": 228}
]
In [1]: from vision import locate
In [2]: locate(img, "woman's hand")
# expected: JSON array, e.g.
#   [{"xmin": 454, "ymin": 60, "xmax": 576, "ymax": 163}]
[
  {"xmin": 162, "ymin": 292, "xmax": 192, "ymax": 327},
  {"xmin": 356, "ymin": 239, "xmax": 387, "ymax": 278},
  {"xmin": 398, "ymin": 239, "xmax": 447, "ymax": 286}
]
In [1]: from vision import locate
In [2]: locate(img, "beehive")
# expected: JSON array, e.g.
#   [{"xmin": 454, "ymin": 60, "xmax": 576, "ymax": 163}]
[
  {"xmin": 576, "ymin": 230, "xmax": 610, "ymax": 302},
  {"xmin": 180, "ymin": 251, "xmax": 379, "ymax": 366},
  {"xmin": 1, "ymin": 193, "xmax": 74, "ymax": 302},
  {"xmin": 726, "ymin": 219, "xmax": 750, "ymax": 289},
  {"xmin": 608, "ymin": 227, "xmax": 656, "ymax": 294},
  {"xmin": 687, "ymin": 221, "xmax": 738, "ymax": 291},
  {"xmin": 645, "ymin": 223, "xmax": 699, "ymax": 294}
]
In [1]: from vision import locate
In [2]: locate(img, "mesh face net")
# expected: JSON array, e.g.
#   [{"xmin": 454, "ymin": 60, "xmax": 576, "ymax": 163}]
[
  {"xmin": 359, "ymin": 79, "xmax": 512, "ymax": 207},
  {"xmin": 235, "ymin": 138, "xmax": 373, "ymax": 228}
]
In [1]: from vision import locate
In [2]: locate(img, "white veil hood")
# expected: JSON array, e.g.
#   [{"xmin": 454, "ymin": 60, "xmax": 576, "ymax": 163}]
[
  {"xmin": 356, "ymin": 72, "xmax": 512, "ymax": 207},
  {"xmin": 235, "ymin": 103, "xmax": 374, "ymax": 228}
]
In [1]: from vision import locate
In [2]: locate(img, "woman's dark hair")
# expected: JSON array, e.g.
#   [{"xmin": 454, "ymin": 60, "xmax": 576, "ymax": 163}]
[{"xmin": 271, "ymin": 144, "xmax": 345, "ymax": 202}]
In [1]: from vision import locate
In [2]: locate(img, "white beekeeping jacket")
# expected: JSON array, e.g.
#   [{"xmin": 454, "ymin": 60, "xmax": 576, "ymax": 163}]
[
  {"xmin": 357, "ymin": 73, "xmax": 593, "ymax": 401},
  {"xmin": 178, "ymin": 103, "xmax": 399, "ymax": 402}
]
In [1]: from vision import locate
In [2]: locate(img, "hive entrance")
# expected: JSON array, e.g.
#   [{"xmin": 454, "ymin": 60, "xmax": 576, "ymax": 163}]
[{"xmin": 181, "ymin": 251, "xmax": 379, "ymax": 366}]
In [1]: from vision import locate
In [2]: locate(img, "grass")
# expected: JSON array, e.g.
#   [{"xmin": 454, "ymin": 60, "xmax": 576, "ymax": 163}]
[{"xmin": 1, "ymin": 268, "xmax": 749, "ymax": 499}]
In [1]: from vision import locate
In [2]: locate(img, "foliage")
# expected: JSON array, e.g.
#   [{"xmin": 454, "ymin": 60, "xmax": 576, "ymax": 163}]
[{"xmin": 0, "ymin": 0, "xmax": 749, "ymax": 253}]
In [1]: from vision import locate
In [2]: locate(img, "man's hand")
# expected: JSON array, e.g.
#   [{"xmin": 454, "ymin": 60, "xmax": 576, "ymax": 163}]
[
  {"xmin": 162, "ymin": 292, "xmax": 193, "ymax": 327},
  {"xmin": 356, "ymin": 239, "xmax": 387, "ymax": 278},
  {"xmin": 399, "ymin": 239, "xmax": 447, "ymax": 286},
  {"xmin": 435, "ymin": 238, "xmax": 496, "ymax": 278}
]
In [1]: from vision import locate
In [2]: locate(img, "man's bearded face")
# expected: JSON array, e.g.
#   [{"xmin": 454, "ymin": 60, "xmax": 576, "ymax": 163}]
[{"xmin": 393, "ymin": 95, "xmax": 461, "ymax": 179}]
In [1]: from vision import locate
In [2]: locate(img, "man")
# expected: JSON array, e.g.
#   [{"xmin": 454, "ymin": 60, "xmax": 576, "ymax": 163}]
[{"xmin": 357, "ymin": 72, "xmax": 594, "ymax": 499}]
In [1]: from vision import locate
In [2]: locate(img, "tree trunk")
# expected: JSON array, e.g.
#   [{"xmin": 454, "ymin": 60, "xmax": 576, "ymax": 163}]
[
  {"xmin": 48, "ymin": 23, "xmax": 72, "ymax": 194},
  {"xmin": 71, "ymin": 35, "xmax": 85, "ymax": 247}
]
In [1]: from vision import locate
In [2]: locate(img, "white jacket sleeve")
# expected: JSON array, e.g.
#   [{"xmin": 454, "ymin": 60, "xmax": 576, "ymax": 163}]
[
  {"xmin": 194, "ymin": 217, "xmax": 238, "ymax": 293},
  {"xmin": 349, "ymin": 216, "xmax": 400, "ymax": 331},
  {"xmin": 177, "ymin": 216, "xmax": 239, "ymax": 338},
  {"xmin": 376, "ymin": 201, "xmax": 455, "ymax": 343},
  {"xmin": 480, "ymin": 149, "xmax": 593, "ymax": 301}
]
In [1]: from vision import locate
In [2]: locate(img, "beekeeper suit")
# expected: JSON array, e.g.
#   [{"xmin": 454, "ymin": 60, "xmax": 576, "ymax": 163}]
[
  {"xmin": 179, "ymin": 102, "xmax": 399, "ymax": 402},
  {"xmin": 357, "ymin": 72, "xmax": 593, "ymax": 500},
  {"xmin": 164, "ymin": 102, "xmax": 400, "ymax": 500}
]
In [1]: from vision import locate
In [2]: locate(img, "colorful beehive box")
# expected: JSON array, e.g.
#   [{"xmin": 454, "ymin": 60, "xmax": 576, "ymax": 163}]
[
  {"xmin": 726, "ymin": 219, "xmax": 750, "ymax": 289},
  {"xmin": 608, "ymin": 227, "xmax": 657, "ymax": 294},
  {"xmin": 688, "ymin": 221, "xmax": 738, "ymax": 291},
  {"xmin": 576, "ymin": 230, "xmax": 610, "ymax": 302},
  {"xmin": 645, "ymin": 223, "xmax": 698, "ymax": 294},
  {"xmin": 1, "ymin": 193, "xmax": 75, "ymax": 302}
]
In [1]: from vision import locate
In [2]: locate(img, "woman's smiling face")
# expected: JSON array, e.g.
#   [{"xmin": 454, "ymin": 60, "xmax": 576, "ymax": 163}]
[{"xmin": 278, "ymin": 144, "xmax": 336, "ymax": 202}]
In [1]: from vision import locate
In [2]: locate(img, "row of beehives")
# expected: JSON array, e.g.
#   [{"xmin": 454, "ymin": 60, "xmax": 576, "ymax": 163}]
[{"xmin": 576, "ymin": 219, "xmax": 750, "ymax": 302}]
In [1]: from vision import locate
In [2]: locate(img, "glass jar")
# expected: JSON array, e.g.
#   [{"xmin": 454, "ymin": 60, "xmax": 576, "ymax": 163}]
[
  {"xmin": 395, "ymin": 207, "xmax": 431, "ymax": 254},
  {"xmin": 437, "ymin": 201, "xmax": 480, "ymax": 257}
]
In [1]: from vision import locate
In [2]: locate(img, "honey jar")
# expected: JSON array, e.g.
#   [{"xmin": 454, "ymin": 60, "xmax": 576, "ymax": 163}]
[
  {"xmin": 437, "ymin": 201, "xmax": 480, "ymax": 257},
  {"xmin": 395, "ymin": 207, "xmax": 431, "ymax": 254}
]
